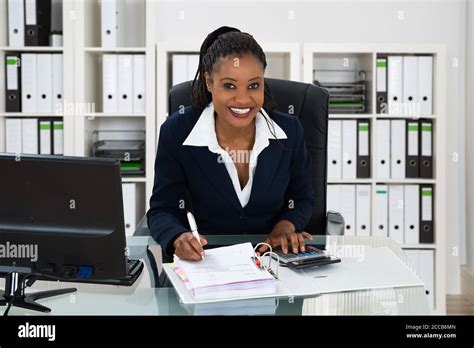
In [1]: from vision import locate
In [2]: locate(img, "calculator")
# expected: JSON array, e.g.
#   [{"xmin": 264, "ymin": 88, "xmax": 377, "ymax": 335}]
[
  {"xmin": 271, "ymin": 245, "xmax": 341, "ymax": 269},
  {"xmin": 271, "ymin": 245, "xmax": 327, "ymax": 264}
]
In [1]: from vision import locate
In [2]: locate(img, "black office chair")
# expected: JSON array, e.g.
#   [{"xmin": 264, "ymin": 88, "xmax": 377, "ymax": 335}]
[{"xmin": 168, "ymin": 78, "xmax": 330, "ymax": 235}]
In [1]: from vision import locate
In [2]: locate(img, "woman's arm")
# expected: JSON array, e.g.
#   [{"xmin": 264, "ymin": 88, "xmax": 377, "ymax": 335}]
[
  {"xmin": 260, "ymin": 117, "xmax": 315, "ymax": 254},
  {"xmin": 146, "ymin": 120, "xmax": 193, "ymax": 257},
  {"xmin": 278, "ymin": 116, "xmax": 315, "ymax": 231}
]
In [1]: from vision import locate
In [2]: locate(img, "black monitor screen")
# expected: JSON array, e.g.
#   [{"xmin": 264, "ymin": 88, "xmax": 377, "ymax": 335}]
[{"xmin": 0, "ymin": 154, "xmax": 127, "ymax": 280}]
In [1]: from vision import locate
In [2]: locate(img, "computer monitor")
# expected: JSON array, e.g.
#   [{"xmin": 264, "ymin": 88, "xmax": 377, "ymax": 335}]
[{"xmin": 0, "ymin": 154, "xmax": 128, "ymax": 280}]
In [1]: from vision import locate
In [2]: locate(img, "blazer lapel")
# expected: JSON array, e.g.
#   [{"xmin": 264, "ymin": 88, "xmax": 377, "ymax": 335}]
[{"xmin": 187, "ymin": 146, "xmax": 243, "ymax": 213}]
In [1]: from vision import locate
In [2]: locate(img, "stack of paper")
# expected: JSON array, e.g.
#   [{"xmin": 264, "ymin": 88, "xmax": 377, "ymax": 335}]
[{"xmin": 173, "ymin": 243, "xmax": 276, "ymax": 301}]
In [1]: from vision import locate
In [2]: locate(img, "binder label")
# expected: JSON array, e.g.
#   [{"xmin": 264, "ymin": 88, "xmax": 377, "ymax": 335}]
[
  {"xmin": 6, "ymin": 57, "xmax": 19, "ymax": 90},
  {"xmin": 376, "ymin": 59, "xmax": 387, "ymax": 92},
  {"xmin": 408, "ymin": 122, "xmax": 419, "ymax": 156},
  {"xmin": 358, "ymin": 122, "xmax": 369, "ymax": 156},
  {"xmin": 422, "ymin": 188, "xmax": 433, "ymax": 221},
  {"xmin": 25, "ymin": 0, "xmax": 37, "ymax": 25},
  {"xmin": 421, "ymin": 123, "xmax": 432, "ymax": 156}
]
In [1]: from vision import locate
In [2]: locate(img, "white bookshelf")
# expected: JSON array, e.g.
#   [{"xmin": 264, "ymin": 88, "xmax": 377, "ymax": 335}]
[
  {"xmin": 72, "ymin": 0, "xmax": 156, "ymax": 217},
  {"xmin": 304, "ymin": 43, "xmax": 447, "ymax": 314},
  {"xmin": 0, "ymin": 0, "xmax": 75, "ymax": 155}
]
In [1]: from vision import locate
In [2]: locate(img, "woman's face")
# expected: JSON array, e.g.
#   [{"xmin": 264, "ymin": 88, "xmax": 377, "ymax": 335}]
[{"xmin": 205, "ymin": 54, "xmax": 264, "ymax": 130}]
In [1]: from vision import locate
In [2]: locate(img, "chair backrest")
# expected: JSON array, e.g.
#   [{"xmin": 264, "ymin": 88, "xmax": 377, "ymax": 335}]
[{"xmin": 168, "ymin": 78, "xmax": 329, "ymax": 235}]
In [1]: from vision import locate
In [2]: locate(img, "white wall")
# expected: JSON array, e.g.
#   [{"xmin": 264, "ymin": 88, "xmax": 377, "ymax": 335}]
[
  {"xmin": 466, "ymin": 0, "xmax": 474, "ymax": 270},
  {"xmin": 154, "ymin": 0, "xmax": 467, "ymax": 293}
]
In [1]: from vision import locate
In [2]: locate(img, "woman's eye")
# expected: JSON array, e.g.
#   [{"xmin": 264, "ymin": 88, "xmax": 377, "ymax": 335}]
[
  {"xmin": 223, "ymin": 83, "xmax": 235, "ymax": 89},
  {"xmin": 249, "ymin": 83, "xmax": 260, "ymax": 89}
]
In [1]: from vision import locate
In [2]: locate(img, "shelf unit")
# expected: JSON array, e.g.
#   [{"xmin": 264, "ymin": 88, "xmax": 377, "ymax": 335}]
[
  {"xmin": 304, "ymin": 43, "xmax": 446, "ymax": 314},
  {"xmin": 73, "ymin": 0, "xmax": 157, "ymax": 217},
  {"xmin": 0, "ymin": 0, "xmax": 75, "ymax": 155}
]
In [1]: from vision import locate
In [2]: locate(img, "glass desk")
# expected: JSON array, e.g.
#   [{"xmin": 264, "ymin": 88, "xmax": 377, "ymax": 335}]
[{"xmin": 0, "ymin": 234, "xmax": 430, "ymax": 316}]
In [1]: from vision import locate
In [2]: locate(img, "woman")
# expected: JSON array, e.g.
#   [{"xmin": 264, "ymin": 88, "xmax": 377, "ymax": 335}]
[{"xmin": 147, "ymin": 26, "xmax": 314, "ymax": 262}]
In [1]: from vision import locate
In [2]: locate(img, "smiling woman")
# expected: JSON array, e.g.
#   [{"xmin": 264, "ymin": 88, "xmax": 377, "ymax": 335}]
[{"xmin": 147, "ymin": 26, "xmax": 315, "ymax": 263}]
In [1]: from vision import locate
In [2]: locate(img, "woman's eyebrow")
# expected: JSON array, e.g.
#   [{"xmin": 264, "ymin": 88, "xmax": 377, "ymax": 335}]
[{"xmin": 220, "ymin": 77, "xmax": 262, "ymax": 82}]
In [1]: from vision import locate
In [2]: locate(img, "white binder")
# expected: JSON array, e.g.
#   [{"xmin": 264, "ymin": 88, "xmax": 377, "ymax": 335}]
[
  {"xmin": 388, "ymin": 185, "xmax": 404, "ymax": 244},
  {"xmin": 326, "ymin": 185, "xmax": 341, "ymax": 213},
  {"xmin": 6, "ymin": 118, "xmax": 22, "ymax": 153},
  {"xmin": 187, "ymin": 54, "xmax": 200, "ymax": 81},
  {"xmin": 402, "ymin": 56, "xmax": 418, "ymax": 117},
  {"xmin": 404, "ymin": 249, "xmax": 419, "ymax": 273},
  {"xmin": 101, "ymin": 0, "xmax": 125, "ymax": 47},
  {"xmin": 39, "ymin": 120, "xmax": 52, "ymax": 155},
  {"xmin": 36, "ymin": 54, "xmax": 53, "ymax": 113},
  {"xmin": 342, "ymin": 120, "xmax": 357, "ymax": 179},
  {"xmin": 103, "ymin": 54, "xmax": 118, "ymax": 113},
  {"xmin": 52, "ymin": 54, "xmax": 63, "ymax": 114},
  {"xmin": 21, "ymin": 118, "xmax": 38, "ymax": 154},
  {"xmin": 418, "ymin": 56, "xmax": 433, "ymax": 115},
  {"xmin": 356, "ymin": 185, "xmax": 371, "ymax": 236},
  {"xmin": 132, "ymin": 54, "xmax": 146, "ymax": 113},
  {"xmin": 418, "ymin": 250, "xmax": 435, "ymax": 311},
  {"xmin": 404, "ymin": 185, "xmax": 420, "ymax": 244},
  {"xmin": 376, "ymin": 120, "xmax": 390, "ymax": 178},
  {"xmin": 8, "ymin": 0, "xmax": 25, "ymax": 47},
  {"xmin": 327, "ymin": 120, "xmax": 342, "ymax": 179},
  {"xmin": 390, "ymin": 120, "xmax": 406, "ymax": 178},
  {"xmin": 21, "ymin": 54, "xmax": 37, "ymax": 113},
  {"xmin": 387, "ymin": 56, "xmax": 403, "ymax": 115},
  {"xmin": 118, "ymin": 55, "xmax": 133, "ymax": 113},
  {"xmin": 374, "ymin": 185, "xmax": 388, "ymax": 237},
  {"xmin": 122, "ymin": 183, "xmax": 137, "ymax": 236},
  {"xmin": 172, "ymin": 54, "xmax": 189, "ymax": 87},
  {"xmin": 340, "ymin": 185, "xmax": 356, "ymax": 236},
  {"xmin": 53, "ymin": 119, "xmax": 63, "ymax": 155}
]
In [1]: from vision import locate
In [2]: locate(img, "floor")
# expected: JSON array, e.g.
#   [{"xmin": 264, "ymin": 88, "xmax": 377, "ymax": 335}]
[{"xmin": 447, "ymin": 266, "xmax": 474, "ymax": 315}]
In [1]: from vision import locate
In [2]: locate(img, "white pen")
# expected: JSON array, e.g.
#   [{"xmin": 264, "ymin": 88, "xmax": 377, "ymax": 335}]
[{"xmin": 186, "ymin": 211, "xmax": 205, "ymax": 260}]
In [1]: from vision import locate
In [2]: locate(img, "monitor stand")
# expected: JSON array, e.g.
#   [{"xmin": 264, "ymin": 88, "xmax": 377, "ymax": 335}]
[{"xmin": 0, "ymin": 272, "xmax": 77, "ymax": 313}]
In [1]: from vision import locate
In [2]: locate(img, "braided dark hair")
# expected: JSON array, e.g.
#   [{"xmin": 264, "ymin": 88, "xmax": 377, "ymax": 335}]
[{"xmin": 191, "ymin": 26, "xmax": 276, "ymax": 112}]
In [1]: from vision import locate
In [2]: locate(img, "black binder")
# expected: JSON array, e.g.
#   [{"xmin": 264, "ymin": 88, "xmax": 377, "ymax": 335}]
[
  {"xmin": 376, "ymin": 54, "xmax": 388, "ymax": 114},
  {"xmin": 420, "ymin": 119, "xmax": 433, "ymax": 178},
  {"xmin": 356, "ymin": 120, "xmax": 370, "ymax": 178},
  {"xmin": 406, "ymin": 120, "xmax": 420, "ymax": 178},
  {"xmin": 25, "ymin": 0, "xmax": 52, "ymax": 46},
  {"xmin": 419, "ymin": 184, "xmax": 434, "ymax": 243},
  {"xmin": 5, "ymin": 53, "xmax": 22, "ymax": 112}
]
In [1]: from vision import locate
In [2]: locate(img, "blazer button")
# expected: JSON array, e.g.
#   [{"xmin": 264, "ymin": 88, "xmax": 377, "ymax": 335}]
[{"xmin": 239, "ymin": 215, "xmax": 244, "ymax": 220}]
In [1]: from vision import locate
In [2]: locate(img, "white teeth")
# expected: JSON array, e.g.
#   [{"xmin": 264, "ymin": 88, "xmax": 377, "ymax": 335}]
[{"xmin": 230, "ymin": 107, "xmax": 251, "ymax": 114}]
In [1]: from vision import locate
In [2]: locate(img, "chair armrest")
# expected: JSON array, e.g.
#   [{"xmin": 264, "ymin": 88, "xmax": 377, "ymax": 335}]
[{"xmin": 325, "ymin": 211, "xmax": 345, "ymax": 235}]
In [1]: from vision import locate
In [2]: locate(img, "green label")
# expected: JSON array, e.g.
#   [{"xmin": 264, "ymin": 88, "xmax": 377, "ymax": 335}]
[
  {"xmin": 421, "ymin": 188, "xmax": 433, "ymax": 196},
  {"xmin": 7, "ymin": 58, "xmax": 17, "ymax": 65},
  {"xmin": 422, "ymin": 124, "xmax": 432, "ymax": 132},
  {"xmin": 377, "ymin": 59, "xmax": 387, "ymax": 68},
  {"xmin": 40, "ymin": 123, "xmax": 51, "ymax": 130},
  {"xmin": 358, "ymin": 123, "xmax": 369, "ymax": 131},
  {"xmin": 376, "ymin": 190, "xmax": 387, "ymax": 194},
  {"xmin": 53, "ymin": 123, "xmax": 63, "ymax": 130},
  {"xmin": 408, "ymin": 124, "xmax": 419, "ymax": 131},
  {"xmin": 329, "ymin": 102, "xmax": 364, "ymax": 107}
]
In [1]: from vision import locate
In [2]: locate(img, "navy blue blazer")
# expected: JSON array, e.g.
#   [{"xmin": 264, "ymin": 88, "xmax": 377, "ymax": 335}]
[{"xmin": 147, "ymin": 105, "xmax": 315, "ymax": 253}]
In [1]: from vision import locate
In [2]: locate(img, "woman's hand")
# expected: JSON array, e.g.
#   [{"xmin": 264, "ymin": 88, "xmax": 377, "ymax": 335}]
[
  {"xmin": 173, "ymin": 232, "xmax": 208, "ymax": 261},
  {"xmin": 259, "ymin": 220, "xmax": 313, "ymax": 254}
]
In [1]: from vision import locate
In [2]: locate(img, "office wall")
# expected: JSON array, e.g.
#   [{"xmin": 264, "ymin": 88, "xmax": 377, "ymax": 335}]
[
  {"xmin": 466, "ymin": 0, "xmax": 474, "ymax": 270},
  {"xmin": 155, "ymin": 0, "xmax": 467, "ymax": 293}
]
